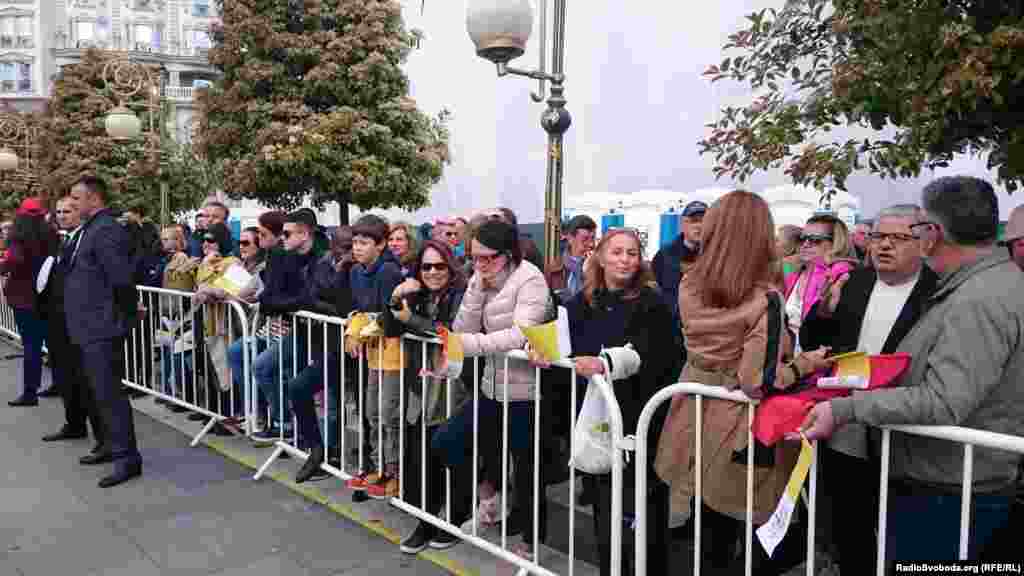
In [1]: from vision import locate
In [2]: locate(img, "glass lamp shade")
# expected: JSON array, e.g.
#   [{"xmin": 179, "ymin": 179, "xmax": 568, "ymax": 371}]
[
  {"xmin": 105, "ymin": 106, "xmax": 142, "ymax": 139},
  {"xmin": 0, "ymin": 147, "xmax": 18, "ymax": 171},
  {"xmin": 466, "ymin": 0, "xmax": 532, "ymax": 64}
]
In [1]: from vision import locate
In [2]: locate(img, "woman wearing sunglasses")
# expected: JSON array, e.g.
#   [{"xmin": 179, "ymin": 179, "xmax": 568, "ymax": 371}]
[
  {"xmin": 379, "ymin": 240, "xmax": 473, "ymax": 553},
  {"xmin": 782, "ymin": 213, "xmax": 858, "ymax": 350}
]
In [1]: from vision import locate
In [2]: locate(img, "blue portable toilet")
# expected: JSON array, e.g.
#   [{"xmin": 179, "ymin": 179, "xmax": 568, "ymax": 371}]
[
  {"xmin": 659, "ymin": 208, "xmax": 680, "ymax": 249},
  {"xmin": 228, "ymin": 217, "xmax": 241, "ymax": 242},
  {"xmin": 601, "ymin": 211, "xmax": 624, "ymax": 235}
]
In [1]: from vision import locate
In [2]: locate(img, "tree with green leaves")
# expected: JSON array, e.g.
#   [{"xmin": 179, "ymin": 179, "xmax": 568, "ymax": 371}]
[
  {"xmin": 36, "ymin": 48, "xmax": 213, "ymax": 220},
  {"xmin": 699, "ymin": 0, "xmax": 1024, "ymax": 204},
  {"xmin": 197, "ymin": 0, "xmax": 450, "ymax": 224}
]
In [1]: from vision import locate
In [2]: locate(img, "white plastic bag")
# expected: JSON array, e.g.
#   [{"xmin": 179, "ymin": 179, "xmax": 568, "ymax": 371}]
[{"xmin": 569, "ymin": 379, "xmax": 615, "ymax": 474}]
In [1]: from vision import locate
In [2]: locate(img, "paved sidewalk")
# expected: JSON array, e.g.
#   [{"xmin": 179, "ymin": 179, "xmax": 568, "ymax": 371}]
[{"xmin": 0, "ymin": 344, "xmax": 446, "ymax": 576}]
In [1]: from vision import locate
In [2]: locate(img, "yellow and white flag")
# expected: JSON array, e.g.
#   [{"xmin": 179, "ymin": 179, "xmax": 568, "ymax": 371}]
[
  {"xmin": 756, "ymin": 436, "xmax": 814, "ymax": 557},
  {"xmin": 518, "ymin": 307, "xmax": 572, "ymax": 362}
]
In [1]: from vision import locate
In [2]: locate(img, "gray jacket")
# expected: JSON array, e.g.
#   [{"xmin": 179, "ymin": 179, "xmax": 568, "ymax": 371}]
[{"xmin": 832, "ymin": 250, "xmax": 1024, "ymax": 492}]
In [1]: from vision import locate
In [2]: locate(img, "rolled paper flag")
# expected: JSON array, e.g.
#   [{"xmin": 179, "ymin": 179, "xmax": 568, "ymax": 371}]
[
  {"xmin": 345, "ymin": 312, "xmax": 372, "ymax": 342},
  {"xmin": 752, "ymin": 353, "xmax": 911, "ymax": 446},
  {"xmin": 437, "ymin": 325, "xmax": 464, "ymax": 380}
]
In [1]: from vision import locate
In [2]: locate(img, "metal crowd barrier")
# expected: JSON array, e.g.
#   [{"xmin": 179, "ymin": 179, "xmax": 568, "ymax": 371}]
[
  {"xmin": 249, "ymin": 311, "xmax": 624, "ymax": 576},
  {"xmin": 130, "ymin": 285, "xmax": 254, "ymax": 446}
]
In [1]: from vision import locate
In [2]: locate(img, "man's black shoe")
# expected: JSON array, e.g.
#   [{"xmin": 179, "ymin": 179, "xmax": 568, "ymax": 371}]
[
  {"xmin": 80, "ymin": 451, "xmax": 115, "ymax": 465},
  {"xmin": 38, "ymin": 386, "xmax": 61, "ymax": 398},
  {"xmin": 187, "ymin": 412, "xmax": 207, "ymax": 422},
  {"xmin": 8, "ymin": 396, "xmax": 38, "ymax": 407},
  {"xmin": 90, "ymin": 443, "xmax": 105, "ymax": 454},
  {"xmin": 42, "ymin": 427, "xmax": 88, "ymax": 442},
  {"xmin": 295, "ymin": 447, "xmax": 325, "ymax": 484},
  {"xmin": 99, "ymin": 457, "xmax": 142, "ymax": 488}
]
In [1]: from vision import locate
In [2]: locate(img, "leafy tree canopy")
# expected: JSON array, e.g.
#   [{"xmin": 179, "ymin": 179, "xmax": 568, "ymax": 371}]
[
  {"xmin": 699, "ymin": 0, "xmax": 1024, "ymax": 202},
  {"xmin": 36, "ymin": 48, "xmax": 212, "ymax": 220},
  {"xmin": 197, "ymin": 0, "xmax": 450, "ymax": 223}
]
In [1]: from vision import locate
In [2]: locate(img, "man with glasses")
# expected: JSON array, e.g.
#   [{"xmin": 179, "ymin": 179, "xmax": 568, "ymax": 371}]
[
  {"xmin": 803, "ymin": 176, "xmax": 1024, "ymax": 562},
  {"xmin": 799, "ymin": 204, "xmax": 938, "ymax": 575}
]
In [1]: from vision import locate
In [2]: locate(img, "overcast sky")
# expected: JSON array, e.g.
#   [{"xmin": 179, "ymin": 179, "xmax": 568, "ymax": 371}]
[{"xmin": 383, "ymin": 0, "xmax": 1022, "ymax": 223}]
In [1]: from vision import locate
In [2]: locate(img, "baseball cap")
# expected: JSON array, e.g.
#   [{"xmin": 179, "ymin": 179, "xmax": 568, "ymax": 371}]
[
  {"xmin": 681, "ymin": 201, "xmax": 708, "ymax": 218},
  {"xmin": 16, "ymin": 197, "xmax": 46, "ymax": 217}
]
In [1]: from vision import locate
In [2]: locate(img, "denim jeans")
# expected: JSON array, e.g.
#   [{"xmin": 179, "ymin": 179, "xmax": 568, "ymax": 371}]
[
  {"xmin": 254, "ymin": 332, "xmax": 307, "ymax": 427},
  {"xmin": 13, "ymin": 308, "xmax": 47, "ymax": 400},
  {"xmin": 227, "ymin": 337, "xmax": 267, "ymax": 415},
  {"xmin": 288, "ymin": 353, "xmax": 341, "ymax": 451},
  {"xmin": 160, "ymin": 348, "xmax": 194, "ymax": 401}
]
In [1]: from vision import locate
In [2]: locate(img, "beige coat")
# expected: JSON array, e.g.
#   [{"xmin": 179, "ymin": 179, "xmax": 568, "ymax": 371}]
[
  {"xmin": 453, "ymin": 260, "xmax": 551, "ymax": 401},
  {"xmin": 655, "ymin": 278, "xmax": 804, "ymax": 524}
]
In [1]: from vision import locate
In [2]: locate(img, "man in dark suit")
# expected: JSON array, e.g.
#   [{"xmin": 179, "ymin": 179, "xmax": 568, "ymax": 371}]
[
  {"xmin": 67, "ymin": 175, "xmax": 142, "ymax": 488},
  {"xmin": 40, "ymin": 195, "xmax": 105, "ymax": 449},
  {"xmin": 800, "ymin": 204, "xmax": 939, "ymax": 576}
]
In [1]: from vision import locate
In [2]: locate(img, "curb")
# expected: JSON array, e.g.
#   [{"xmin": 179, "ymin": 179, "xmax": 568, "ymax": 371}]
[{"xmin": 200, "ymin": 436, "xmax": 477, "ymax": 576}]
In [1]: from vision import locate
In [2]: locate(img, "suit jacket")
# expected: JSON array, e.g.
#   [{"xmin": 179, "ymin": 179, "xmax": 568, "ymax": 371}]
[
  {"xmin": 800, "ymin": 265, "xmax": 939, "ymax": 355},
  {"xmin": 65, "ymin": 209, "xmax": 137, "ymax": 346},
  {"xmin": 38, "ymin": 234, "xmax": 75, "ymax": 343}
]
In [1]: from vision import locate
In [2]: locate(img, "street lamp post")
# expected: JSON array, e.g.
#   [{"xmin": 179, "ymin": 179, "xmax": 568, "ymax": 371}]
[
  {"xmin": 0, "ymin": 112, "xmax": 40, "ymax": 201},
  {"xmin": 467, "ymin": 0, "xmax": 571, "ymax": 263},
  {"xmin": 101, "ymin": 57, "xmax": 169, "ymax": 227}
]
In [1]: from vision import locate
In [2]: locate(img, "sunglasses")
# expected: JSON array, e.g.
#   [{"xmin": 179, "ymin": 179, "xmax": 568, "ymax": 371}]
[
  {"xmin": 472, "ymin": 252, "xmax": 506, "ymax": 266},
  {"xmin": 443, "ymin": 231, "xmax": 458, "ymax": 238},
  {"xmin": 238, "ymin": 240, "xmax": 252, "ymax": 247},
  {"xmin": 800, "ymin": 233, "xmax": 833, "ymax": 245},
  {"xmin": 420, "ymin": 262, "xmax": 448, "ymax": 272},
  {"xmin": 203, "ymin": 236, "xmax": 217, "ymax": 243}
]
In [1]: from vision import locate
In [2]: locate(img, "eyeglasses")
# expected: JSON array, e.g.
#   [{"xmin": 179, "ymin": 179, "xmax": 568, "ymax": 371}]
[
  {"xmin": 472, "ymin": 252, "xmax": 506, "ymax": 266},
  {"xmin": 443, "ymin": 231, "xmax": 458, "ymax": 238},
  {"xmin": 238, "ymin": 240, "xmax": 252, "ymax": 247},
  {"xmin": 420, "ymin": 262, "xmax": 448, "ymax": 272},
  {"xmin": 203, "ymin": 236, "xmax": 217, "ymax": 243},
  {"xmin": 868, "ymin": 232, "xmax": 917, "ymax": 245},
  {"xmin": 909, "ymin": 222, "xmax": 938, "ymax": 234},
  {"xmin": 800, "ymin": 233, "xmax": 833, "ymax": 245}
]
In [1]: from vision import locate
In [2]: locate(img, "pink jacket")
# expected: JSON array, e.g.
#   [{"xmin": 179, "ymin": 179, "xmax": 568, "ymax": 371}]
[
  {"xmin": 784, "ymin": 257, "xmax": 857, "ymax": 320},
  {"xmin": 454, "ymin": 260, "xmax": 551, "ymax": 401}
]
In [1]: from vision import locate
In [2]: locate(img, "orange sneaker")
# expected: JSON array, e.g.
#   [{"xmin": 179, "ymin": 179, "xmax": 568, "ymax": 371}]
[
  {"xmin": 367, "ymin": 477, "xmax": 399, "ymax": 500},
  {"xmin": 345, "ymin": 472, "xmax": 382, "ymax": 491}
]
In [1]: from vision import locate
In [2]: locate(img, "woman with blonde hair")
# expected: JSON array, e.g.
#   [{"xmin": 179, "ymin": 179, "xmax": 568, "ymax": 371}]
[
  {"xmin": 388, "ymin": 221, "xmax": 419, "ymax": 276},
  {"xmin": 782, "ymin": 213, "xmax": 858, "ymax": 350},
  {"xmin": 776, "ymin": 224, "xmax": 803, "ymax": 276},
  {"xmin": 654, "ymin": 190, "xmax": 832, "ymax": 574}
]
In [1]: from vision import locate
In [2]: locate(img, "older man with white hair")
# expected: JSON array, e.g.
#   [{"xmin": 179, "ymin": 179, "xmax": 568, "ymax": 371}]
[
  {"xmin": 800, "ymin": 204, "xmax": 939, "ymax": 574},
  {"xmin": 801, "ymin": 176, "xmax": 1024, "ymax": 563},
  {"xmin": 1001, "ymin": 204, "xmax": 1024, "ymax": 271}
]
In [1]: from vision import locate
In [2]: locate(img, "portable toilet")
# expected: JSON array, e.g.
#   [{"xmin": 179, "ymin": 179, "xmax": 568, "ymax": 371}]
[
  {"xmin": 601, "ymin": 210, "xmax": 624, "ymax": 235},
  {"xmin": 659, "ymin": 207, "xmax": 680, "ymax": 250}
]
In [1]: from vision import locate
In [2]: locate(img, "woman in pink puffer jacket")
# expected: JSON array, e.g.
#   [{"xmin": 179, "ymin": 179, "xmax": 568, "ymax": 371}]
[{"xmin": 434, "ymin": 220, "xmax": 552, "ymax": 559}]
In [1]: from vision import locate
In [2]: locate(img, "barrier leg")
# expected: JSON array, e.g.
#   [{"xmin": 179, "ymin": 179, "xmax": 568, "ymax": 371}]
[
  {"xmin": 254, "ymin": 443, "xmax": 286, "ymax": 480},
  {"xmin": 190, "ymin": 415, "xmax": 221, "ymax": 447}
]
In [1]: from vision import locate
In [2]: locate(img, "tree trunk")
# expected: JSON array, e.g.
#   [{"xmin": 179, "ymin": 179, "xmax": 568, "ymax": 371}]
[{"xmin": 336, "ymin": 191, "xmax": 350, "ymax": 225}]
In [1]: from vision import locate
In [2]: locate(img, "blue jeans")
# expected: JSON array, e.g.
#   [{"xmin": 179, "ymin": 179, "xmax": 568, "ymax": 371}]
[
  {"xmin": 13, "ymin": 308, "xmax": 46, "ymax": 400},
  {"xmin": 887, "ymin": 483, "xmax": 1012, "ymax": 562},
  {"xmin": 254, "ymin": 333, "xmax": 307, "ymax": 427},
  {"xmin": 227, "ymin": 337, "xmax": 267, "ymax": 414},
  {"xmin": 288, "ymin": 353, "xmax": 341, "ymax": 451},
  {"xmin": 160, "ymin": 348, "xmax": 194, "ymax": 399}
]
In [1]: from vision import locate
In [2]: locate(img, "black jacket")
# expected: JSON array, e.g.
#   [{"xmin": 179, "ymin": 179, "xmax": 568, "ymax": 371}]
[
  {"xmin": 800, "ymin": 266, "xmax": 939, "ymax": 355},
  {"xmin": 565, "ymin": 285, "xmax": 675, "ymax": 497},
  {"xmin": 651, "ymin": 234, "xmax": 699, "ymax": 330}
]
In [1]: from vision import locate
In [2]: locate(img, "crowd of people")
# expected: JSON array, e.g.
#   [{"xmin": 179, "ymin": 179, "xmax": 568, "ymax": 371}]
[{"xmin": 1, "ymin": 173, "xmax": 1022, "ymax": 575}]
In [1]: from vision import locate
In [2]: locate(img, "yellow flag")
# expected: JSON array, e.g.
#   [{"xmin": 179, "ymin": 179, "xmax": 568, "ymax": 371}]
[
  {"xmin": 835, "ymin": 352, "xmax": 871, "ymax": 379},
  {"xmin": 757, "ymin": 437, "xmax": 813, "ymax": 557},
  {"xmin": 520, "ymin": 321, "xmax": 561, "ymax": 362}
]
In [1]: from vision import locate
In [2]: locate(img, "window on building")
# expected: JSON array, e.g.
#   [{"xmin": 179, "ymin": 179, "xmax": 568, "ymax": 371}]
[
  {"xmin": 0, "ymin": 62, "xmax": 15, "ymax": 93},
  {"xmin": 191, "ymin": 29, "xmax": 211, "ymax": 49},
  {"xmin": 76, "ymin": 20, "xmax": 95, "ymax": 43},
  {"xmin": 17, "ymin": 62, "xmax": 30, "ymax": 92},
  {"xmin": 192, "ymin": 0, "xmax": 210, "ymax": 18},
  {"xmin": 15, "ymin": 17, "xmax": 31, "ymax": 47},
  {"xmin": 0, "ymin": 18, "xmax": 14, "ymax": 48}
]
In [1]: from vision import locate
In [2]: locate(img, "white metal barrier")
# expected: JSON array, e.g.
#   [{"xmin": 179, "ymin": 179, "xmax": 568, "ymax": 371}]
[
  {"xmin": 130, "ymin": 285, "xmax": 255, "ymax": 445},
  {"xmin": 631, "ymin": 382, "xmax": 819, "ymax": 576},
  {"xmin": 249, "ymin": 312, "xmax": 623, "ymax": 576}
]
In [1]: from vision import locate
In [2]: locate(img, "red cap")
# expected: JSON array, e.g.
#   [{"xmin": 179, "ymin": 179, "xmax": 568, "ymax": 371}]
[{"xmin": 15, "ymin": 197, "xmax": 46, "ymax": 217}]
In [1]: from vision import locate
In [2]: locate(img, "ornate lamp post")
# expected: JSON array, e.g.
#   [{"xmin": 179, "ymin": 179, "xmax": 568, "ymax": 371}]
[
  {"xmin": 0, "ymin": 112, "xmax": 34, "ymax": 172},
  {"xmin": 101, "ymin": 57, "xmax": 170, "ymax": 227},
  {"xmin": 467, "ymin": 0, "xmax": 571, "ymax": 263}
]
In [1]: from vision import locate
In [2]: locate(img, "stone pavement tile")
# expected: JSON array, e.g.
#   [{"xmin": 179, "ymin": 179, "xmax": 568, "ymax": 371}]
[
  {"xmin": 4, "ymin": 511, "xmax": 160, "ymax": 576},
  {"xmin": 330, "ymin": 556, "xmax": 460, "ymax": 576},
  {"xmin": 210, "ymin": 553, "xmax": 314, "ymax": 576}
]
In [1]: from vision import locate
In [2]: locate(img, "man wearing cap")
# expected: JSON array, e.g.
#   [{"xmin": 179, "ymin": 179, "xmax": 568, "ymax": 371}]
[
  {"xmin": 652, "ymin": 201, "xmax": 706, "ymax": 330},
  {"xmin": 545, "ymin": 214, "xmax": 597, "ymax": 304},
  {"xmin": 1002, "ymin": 204, "xmax": 1024, "ymax": 271}
]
